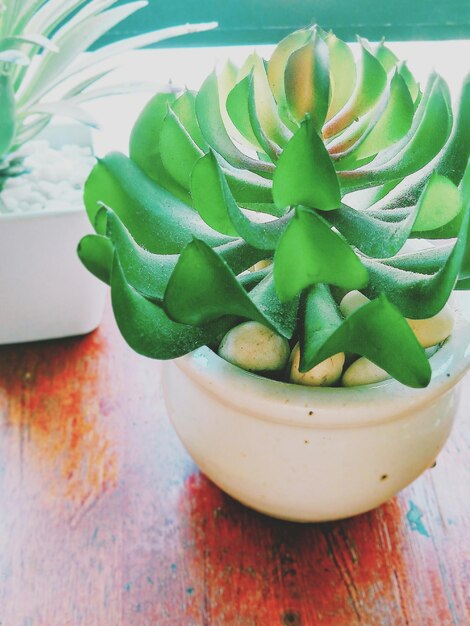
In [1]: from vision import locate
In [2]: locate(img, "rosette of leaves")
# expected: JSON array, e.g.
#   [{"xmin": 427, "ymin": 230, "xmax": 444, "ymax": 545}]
[
  {"xmin": 79, "ymin": 25, "xmax": 470, "ymax": 389},
  {"xmin": 0, "ymin": 0, "xmax": 215, "ymax": 185}
]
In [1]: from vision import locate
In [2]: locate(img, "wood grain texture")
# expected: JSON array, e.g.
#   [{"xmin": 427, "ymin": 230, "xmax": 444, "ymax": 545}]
[{"xmin": 0, "ymin": 301, "xmax": 469, "ymax": 626}]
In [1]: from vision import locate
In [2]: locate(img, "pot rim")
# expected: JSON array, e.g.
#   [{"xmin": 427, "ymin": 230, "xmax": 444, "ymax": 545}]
[{"xmin": 173, "ymin": 302, "xmax": 470, "ymax": 429}]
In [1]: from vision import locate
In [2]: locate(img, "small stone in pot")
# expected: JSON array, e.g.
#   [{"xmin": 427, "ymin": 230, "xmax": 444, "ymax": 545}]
[
  {"xmin": 218, "ymin": 322, "xmax": 290, "ymax": 372},
  {"xmin": 289, "ymin": 343, "xmax": 345, "ymax": 387}
]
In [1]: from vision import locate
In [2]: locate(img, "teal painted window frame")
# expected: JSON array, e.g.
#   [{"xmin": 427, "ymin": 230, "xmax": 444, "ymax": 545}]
[{"xmin": 100, "ymin": 0, "xmax": 470, "ymax": 47}]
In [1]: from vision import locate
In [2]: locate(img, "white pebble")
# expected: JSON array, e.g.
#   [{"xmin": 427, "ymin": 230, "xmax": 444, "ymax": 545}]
[
  {"xmin": 0, "ymin": 138, "xmax": 95, "ymax": 214},
  {"xmin": 218, "ymin": 321, "xmax": 290, "ymax": 372},
  {"xmin": 339, "ymin": 290, "xmax": 369, "ymax": 317},
  {"xmin": 289, "ymin": 343, "xmax": 345, "ymax": 387},
  {"xmin": 407, "ymin": 307, "xmax": 455, "ymax": 348},
  {"xmin": 342, "ymin": 357, "xmax": 391, "ymax": 387}
]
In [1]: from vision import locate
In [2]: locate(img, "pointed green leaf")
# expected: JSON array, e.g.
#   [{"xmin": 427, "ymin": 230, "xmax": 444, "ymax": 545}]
[
  {"xmin": 77, "ymin": 234, "xmax": 113, "ymax": 284},
  {"xmin": 300, "ymin": 286, "xmax": 431, "ymax": 388},
  {"xmin": 172, "ymin": 90, "xmax": 208, "ymax": 151},
  {"xmin": 335, "ymin": 71, "xmax": 414, "ymax": 165},
  {"xmin": 159, "ymin": 107, "xmax": 203, "ymax": 190},
  {"xmin": 84, "ymin": 152, "xmax": 231, "ymax": 254},
  {"xmin": 340, "ymin": 74, "xmax": 452, "ymax": 192},
  {"xmin": 370, "ymin": 74, "xmax": 470, "ymax": 212},
  {"xmin": 273, "ymin": 117, "xmax": 341, "ymax": 211},
  {"xmin": 374, "ymin": 41, "xmax": 399, "ymax": 72},
  {"xmin": 191, "ymin": 151, "xmax": 291, "ymax": 247},
  {"xmin": 327, "ymin": 173, "xmax": 463, "ymax": 257},
  {"xmin": 196, "ymin": 71, "xmax": 275, "ymax": 176},
  {"xmin": 111, "ymin": 256, "xmax": 235, "ymax": 360},
  {"xmin": 267, "ymin": 27, "xmax": 311, "ymax": 128},
  {"xmin": 267, "ymin": 28, "xmax": 311, "ymax": 106},
  {"xmin": 412, "ymin": 172, "xmax": 462, "ymax": 232},
  {"xmin": 129, "ymin": 92, "xmax": 191, "ymax": 204},
  {"xmin": 226, "ymin": 75, "xmax": 262, "ymax": 149},
  {"xmin": 102, "ymin": 206, "xmax": 265, "ymax": 301},
  {"xmin": 247, "ymin": 72, "xmax": 281, "ymax": 161},
  {"xmin": 325, "ymin": 32, "xmax": 356, "ymax": 121},
  {"xmin": 362, "ymin": 203, "xmax": 470, "ymax": 317},
  {"xmin": 163, "ymin": 240, "xmax": 295, "ymax": 338},
  {"xmin": 326, "ymin": 204, "xmax": 416, "ymax": 258},
  {"xmin": 274, "ymin": 207, "xmax": 369, "ymax": 301},
  {"xmin": 249, "ymin": 55, "xmax": 292, "ymax": 148},
  {"xmin": 324, "ymin": 43, "xmax": 387, "ymax": 139},
  {"xmin": 285, "ymin": 30, "xmax": 330, "ymax": 131}
]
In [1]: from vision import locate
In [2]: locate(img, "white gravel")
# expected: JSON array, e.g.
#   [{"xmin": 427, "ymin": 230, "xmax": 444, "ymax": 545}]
[{"xmin": 0, "ymin": 140, "xmax": 95, "ymax": 214}]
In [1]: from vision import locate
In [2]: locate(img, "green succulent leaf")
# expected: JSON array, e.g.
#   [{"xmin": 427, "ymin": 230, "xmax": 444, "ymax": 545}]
[
  {"xmin": 340, "ymin": 73, "xmax": 452, "ymax": 192},
  {"xmin": 326, "ymin": 204, "xmax": 416, "ymax": 258},
  {"xmin": 411, "ymin": 172, "xmax": 463, "ymax": 232},
  {"xmin": 334, "ymin": 71, "xmax": 414, "ymax": 166},
  {"xmin": 129, "ymin": 91, "xmax": 191, "ymax": 204},
  {"xmin": 274, "ymin": 207, "xmax": 369, "ymax": 301},
  {"xmin": 434, "ymin": 74, "xmax": 470, "ymax": 186},
  {"xmin": 111, "ymin": 256, "xmax": 235, "ymax": 360},
  {"xmin": 102, "ymin": 206, "xmax": 266, "ymax": 301},
  {"xmin": 248, "ymin": 55, "xmax": 292, "ymax": 148},
  {"xmin": 164, "ymin": 239, "xmax": 297, "ymax": 338},
  {"xmin": 191, "ymin": 151, "xmax": 291, "ymax": 248},
  {"xmin": 226, "ymin": 74, "xmax": 262, "ymax": 150},
  {"xmin": 362, "ymin": 201, "xmax": 470, "ymax": 318},
  {"xmin": 172, "ymin": 90, "xmax": 209, "ymax": 151},
  {"xmin": 196, "ymin": 71, "xmax": 275, "ymax": 177},
  {"xmin": 273, "ymin": 116, "xmax": 341, "ymax": 211},
  {"xmin": 84, "ymin": 152, "xmax": 231, "ymax": 254},
  {"xmin": 327, "ymin": 173, "xmax": 463, "ymax": 257},
  {"xmin": 247, "ymin": 71, "xmax": 282, "ymax": 161},
  {"xmin": 323, "ymin": 42, "xmax": 387, "ymax": 139},
  {"xmin": 77, "ymin": 234, "xmax": 114, "ymax": 285},
  {"xmin": 267, "ymin": 27, "xmax": 312, "ymax": 128},
  {"xmin": 373, "ymin": 40, "xmax": 399, "ymax": 72},
  {"xmin": 284, "ymin": 29, "xmax": 330, "ymax": 131},
  {"xmin": 159, "ymin": 106, "xmax": 203, "ymax": 190},
  {"xmin": 398, "ymin": 62, "xmax": 420, "ymax": 104},
  {"xmin": 300, "ymin": 285, "xmax": 431, "ymax": 388},
  {"xmin": 325, "ymin": 31, "xmax": 356, "ymax": 120},
  {"xmin": 370, "ymin": 74, "xmax": 470, "ymax": 213}
]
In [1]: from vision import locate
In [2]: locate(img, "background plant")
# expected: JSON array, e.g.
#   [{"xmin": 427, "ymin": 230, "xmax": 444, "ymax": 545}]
[
  {"xmin": 79, "ymin": 25, "xmax": 470, "ymax": 388},
  {"xmin": 0, "ymin": 0, "xmax": 215, "ymax": 180}
]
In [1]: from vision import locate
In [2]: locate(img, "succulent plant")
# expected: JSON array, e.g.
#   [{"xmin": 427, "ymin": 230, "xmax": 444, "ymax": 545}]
[
  {"xmin": 0, "ymin": 0, "xmax": 215, "ymax": 177},
  {"xmin": 79, "ymin": 25, "xmax": 470, "ymax": 389}
]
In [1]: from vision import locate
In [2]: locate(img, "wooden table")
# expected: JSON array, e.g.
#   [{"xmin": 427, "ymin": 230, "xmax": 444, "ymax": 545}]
[{"xmin": 0, "ymin": 302, "xmax": 469, "ymax": 626}]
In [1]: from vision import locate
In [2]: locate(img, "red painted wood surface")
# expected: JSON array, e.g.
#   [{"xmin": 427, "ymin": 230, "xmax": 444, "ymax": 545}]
[{"xmin": 0, "ymin": 301, "xmax": 469, "ymax": 626}]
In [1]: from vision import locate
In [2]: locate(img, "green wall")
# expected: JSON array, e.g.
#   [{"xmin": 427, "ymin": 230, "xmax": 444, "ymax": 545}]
[{"xmin": 102, "ymin": 0, "xmax": 470, "ymax": 46}]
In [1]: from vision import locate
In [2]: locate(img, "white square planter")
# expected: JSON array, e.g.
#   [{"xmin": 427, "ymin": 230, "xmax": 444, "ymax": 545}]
[{"xmin": 0, "ymin": 124, "xmax": 106, "ymax": 345}]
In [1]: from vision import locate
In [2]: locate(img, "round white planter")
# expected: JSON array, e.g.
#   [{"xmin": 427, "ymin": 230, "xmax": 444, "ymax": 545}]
[{"xmin": 162, "ymin": 308, "xmax": 470, "ymax": 522}]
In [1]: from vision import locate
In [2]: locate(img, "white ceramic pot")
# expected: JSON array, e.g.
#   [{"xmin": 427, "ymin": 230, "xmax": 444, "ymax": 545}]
[
  {"xmin": 163, "ymin": 307, "xmax": 470, "ymax": 522},
  {"xmin": 0, "ymin": 124, "xmax": 106, "ymax": 345}
]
